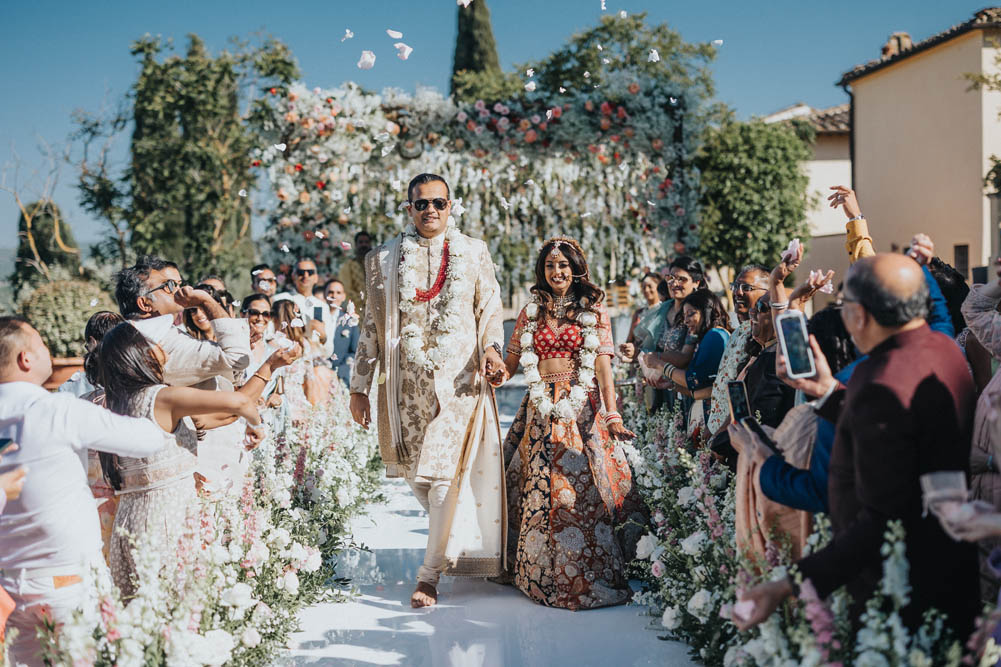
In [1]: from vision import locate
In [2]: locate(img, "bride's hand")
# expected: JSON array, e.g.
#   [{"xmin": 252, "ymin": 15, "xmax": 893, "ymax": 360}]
[{"xmin": 608, "ymin": 422, "xmax": 636, "ymax": 441}]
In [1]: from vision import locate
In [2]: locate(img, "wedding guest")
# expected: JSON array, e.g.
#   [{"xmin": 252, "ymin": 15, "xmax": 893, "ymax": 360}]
[
  {"xmin": 0, "ymin": 316, "xmax": 169, "ymax": 665},
  {"xmin": 624, "ymin": 272, "xmax": 664, "ymax": 348},
  {"xmin": 339, "ymin": 230, "xmax": 373, "ymax": 316},
  {"xmin": 250, "ymin": 264, "xmax": 278, "ymax": 299},
  {"xmin": 735, "ymin": 254, "xmax": 980, "ymax": 639},
  {"xmin": 961, "ymin": 258, "xmax": 1001, "ymax": 602},
  {"xmin": 271, "ymin": 300, "xmax": 325, "ymax": 416},
  {"xmin": 323, "ymin": 279, "xmax": 359, "ymax": 387},
  {"xmin": 928, "ymin": 257, "xmax": 993, "ymax": 393},
  {"xmin": 274, "ymin": 258, "xmax": 334, "ymax": 361},
  {"xmin": 98, "ymin": 322, "xmax": 260, "ymax": 597},
  {"xmin": 0, "ymin": 444, "xmax": 25, "ymax": 516},
  {"xmin": 652, "ymin": 289, "xmax": 730, "ymax": 435},
  {"xmin": 182, "ymin": 284, "xmax": 230, "ymax": 342},
  {"xmin": 198, "ymin": 274, "xmax": 226, "ymax": 293},
  {"xmin": 703, "ymin": 265, "xmax": 771, "ymax": 439},
  {"xmin": 240, "ymin": 294, "xmax": 275, "ymax": 380},
  {"xmin": 115, "ymin": 255, "xmax": 251, "ymax": 388}
]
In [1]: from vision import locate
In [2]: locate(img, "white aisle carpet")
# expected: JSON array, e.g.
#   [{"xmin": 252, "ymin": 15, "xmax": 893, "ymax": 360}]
[{"xmin": 282, "ymin": 381, "xmax": 696, "ymax": 666}]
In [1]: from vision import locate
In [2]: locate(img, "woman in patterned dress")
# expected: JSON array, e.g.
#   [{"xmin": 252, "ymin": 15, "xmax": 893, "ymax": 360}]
[
  {"xmin": 98, "ymin": 323, "xmax": 261, "ymax": 599},
  {"xmin": 497, "ymin": 238, "xmax": 644, "ymax": 611}
]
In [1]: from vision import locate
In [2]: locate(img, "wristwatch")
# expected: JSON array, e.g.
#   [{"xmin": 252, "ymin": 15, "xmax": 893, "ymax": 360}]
[{"xmin": 485, "ymin": 342, "xmax": 503, "ymax": 357}]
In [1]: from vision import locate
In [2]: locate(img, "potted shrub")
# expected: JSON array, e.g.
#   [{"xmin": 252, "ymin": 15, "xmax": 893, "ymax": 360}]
[{"xmin": 19, "ymin": 280, "xmax": 116, "ymax": 389}]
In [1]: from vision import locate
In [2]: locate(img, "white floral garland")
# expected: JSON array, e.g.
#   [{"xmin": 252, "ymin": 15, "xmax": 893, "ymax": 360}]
[
  {"xmin": 398, "ymin": 217, "xmax": 472, "ymax": 371},
  {"xmin": 519, "ymin": 296, "xmax": 600, "ymax": 420}
]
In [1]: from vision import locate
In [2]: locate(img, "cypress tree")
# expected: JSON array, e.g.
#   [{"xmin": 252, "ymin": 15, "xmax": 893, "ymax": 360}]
[{"xmin": 451, "ymin": 0, "xmax": 501, "ymax": 95}]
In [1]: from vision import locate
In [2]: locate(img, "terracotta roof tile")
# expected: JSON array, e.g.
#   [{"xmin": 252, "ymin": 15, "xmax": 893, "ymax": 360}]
[
  {"xmin": 807, "ymin": 104, "xmax": 850, "ymax": 133},
  {"xmin": 839, "ymin": 8, "xmax": 1001, "ymax": 85}
]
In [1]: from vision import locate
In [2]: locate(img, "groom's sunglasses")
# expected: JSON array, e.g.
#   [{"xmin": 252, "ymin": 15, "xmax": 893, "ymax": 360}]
[{"xmin": 410, "ymin": 198, "xmax": 449, "ymax": 212}]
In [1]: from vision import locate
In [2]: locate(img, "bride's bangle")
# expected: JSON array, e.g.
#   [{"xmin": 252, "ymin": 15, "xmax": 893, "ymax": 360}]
[{"xmin": 604, "ymin": 411, "xmax": 623, "ymax": 426}]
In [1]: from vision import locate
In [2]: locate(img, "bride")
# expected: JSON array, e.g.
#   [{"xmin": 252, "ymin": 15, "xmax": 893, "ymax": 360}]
[{"xmin": 495, "ymin": 237, "xmax": 641, "ymax": 610}]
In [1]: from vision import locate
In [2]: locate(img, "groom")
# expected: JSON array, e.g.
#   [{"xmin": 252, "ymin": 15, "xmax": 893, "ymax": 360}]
[{"xmin": 349, "ymin": 173, "xmax": 506, "ymax": 608}]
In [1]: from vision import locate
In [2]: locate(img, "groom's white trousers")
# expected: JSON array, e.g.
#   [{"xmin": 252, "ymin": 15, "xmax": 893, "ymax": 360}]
[{"xmin": 406, "ymin": 477, "xmax": 456, "ymax": 586}]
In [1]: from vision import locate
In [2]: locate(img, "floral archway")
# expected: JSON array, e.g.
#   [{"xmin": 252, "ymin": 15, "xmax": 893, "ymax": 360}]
[{"xmin": 251, "ymin": 71, "xmax": 703, "ymax": 298}]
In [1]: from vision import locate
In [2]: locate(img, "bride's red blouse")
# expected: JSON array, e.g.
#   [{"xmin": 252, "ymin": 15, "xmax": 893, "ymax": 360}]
[{"xmin": 507, "ymin": 302, "xmax": 615, "ymax": 361}]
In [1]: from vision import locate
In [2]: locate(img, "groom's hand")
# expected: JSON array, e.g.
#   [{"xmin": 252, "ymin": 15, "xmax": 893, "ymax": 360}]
[
  {"xmin": 480, "ymin": 346, "xmax": 503, "ymax": 379},
  {"xmin": 350, "ymin": 392, "xmax": 371, "ymax": 430}
]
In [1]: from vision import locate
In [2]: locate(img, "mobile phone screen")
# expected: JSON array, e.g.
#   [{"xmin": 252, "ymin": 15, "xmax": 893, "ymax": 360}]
[
  {"xmin": 313, "ymin": 306, "xmax": 324, "ymax": 321},
  {"xmin": 0, "ymin": 438, "xmax": 14, "ymax": 454},
  {"xmin": 779, "ymin": 314, "xmax": 814, "ymax": 377},
  {"xmin": 727, "ymin": 381, "xmax": 751, "ymax": 422}
]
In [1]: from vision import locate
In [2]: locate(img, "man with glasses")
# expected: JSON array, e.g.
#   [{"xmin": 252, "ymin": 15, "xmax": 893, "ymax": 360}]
[
  {"xmin": 114, "ymin": 255, "xmax": 250, "ymax": 387},
  {"xmin": 349, "ymin": 173, "xmax": 505, "ymax": 609},
  {"xmin": 322, "ymin": 279, "xmax": 358, "ymax": 387},
  {"xmin": 250, "ymin": 264, "xmax": 278, "ymax": 299},
  {"xmin": 734, "ymin": 253, "xmax": 979, "ymax": 640},
  {"xmin": 274, "ymin": 258, "xmax": 334, "ymax": 361}
]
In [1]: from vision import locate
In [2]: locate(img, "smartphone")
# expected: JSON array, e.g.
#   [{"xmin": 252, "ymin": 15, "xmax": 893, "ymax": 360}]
[
  {"xmin": 727, "ymin": 381, "xmax": 751, "ymax": 424},
  {"xmin": 0, "ymin": 438, "xmax": 14, "ymax": 454},
  {"xmin": 776, "ymin": 310, "xmax": 816, "ymax": 379},
  {"xmin": 740, "ymin": 417, "xmax": 780, "ymax": 455},
  {"xmin": 313, "ymin": 306, "xmax": 324, "ymax": 321}
]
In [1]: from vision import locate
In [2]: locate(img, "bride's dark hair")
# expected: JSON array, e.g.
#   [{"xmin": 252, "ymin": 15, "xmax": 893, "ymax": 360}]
[
  {"xmin": 530, "ymin": 238, "xmax": 605, "ymax": 317},
  {"xmin": 97, "ymin": 322, "xmax": 165, "ymax": 490}
]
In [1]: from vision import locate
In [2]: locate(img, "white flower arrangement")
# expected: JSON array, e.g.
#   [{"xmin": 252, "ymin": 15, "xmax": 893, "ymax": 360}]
[
  {"xmin": 397, "ymin": 218, "xmax": 472, "ymax": 372},
  {"xmin": 518, "ymin": 295, "xmax": 600, "ymax": 420}
]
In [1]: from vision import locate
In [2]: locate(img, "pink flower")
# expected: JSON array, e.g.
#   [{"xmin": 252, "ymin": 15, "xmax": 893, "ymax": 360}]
[
  {"xmin": 456, "ymin": 111, "xmax": 468, "ymax": 122},
  {"xmin": 651, "ymin": 560, "xmax": 665, "ymax": 578},
  {"xmin": 493, "ymin": 102, "xmax": 505, "ymax": 113},
  {"xmin": 474, "ymin": 99, "xmax": 486, "ymax": 111},
  {"xmin": 530, "ymin": 114, "xmax": 542, "ymax": 125}
]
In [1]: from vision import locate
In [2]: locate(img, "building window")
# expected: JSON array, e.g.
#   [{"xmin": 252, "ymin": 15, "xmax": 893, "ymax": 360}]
[{"xmin": 954, "ymin": 244, "xmax": 969, "ymax": 279}]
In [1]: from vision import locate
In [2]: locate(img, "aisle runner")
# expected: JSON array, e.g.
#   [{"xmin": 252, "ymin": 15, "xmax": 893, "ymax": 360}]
[{"xmin": 283, "ymin": 379, "xmax": 695, "ymax": 667}]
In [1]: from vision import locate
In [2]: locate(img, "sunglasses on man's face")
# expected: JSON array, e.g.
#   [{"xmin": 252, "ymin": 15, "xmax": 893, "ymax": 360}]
[
  {"xmin": 295, "ymin": 268, "xmax": 317, "ymax": 277},
  {"xmin": 411, "ymin": 198, "xmax": 449, "ymax": 212},
  {"xmin": 731, "ymin": 282, "xmax": 766, "ymax": 295},
  {"xmin": 145, "ymin": 279, "xmax": 186, "ymax": 296},
  {"xmin": 245, "ymin": 309, "xmax": 271, "ymax": 318}
]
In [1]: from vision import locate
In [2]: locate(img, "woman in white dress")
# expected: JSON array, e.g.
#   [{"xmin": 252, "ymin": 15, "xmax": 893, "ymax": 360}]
[{"xmin": 98, "ymin": 322, "xmax": 261, "ymax": 598}]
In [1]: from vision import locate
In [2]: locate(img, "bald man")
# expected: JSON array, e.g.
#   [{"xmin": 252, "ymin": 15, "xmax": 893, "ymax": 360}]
[{"xmin": 734, "ymin": 253, "xmax": 979, "ymax": 638}]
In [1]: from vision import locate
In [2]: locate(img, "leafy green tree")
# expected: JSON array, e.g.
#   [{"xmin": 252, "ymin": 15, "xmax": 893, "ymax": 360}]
[
  {"xmin": 451, "ymin": 0, "xmax": 520, "ymax": 102},
  {"xmin": 76, "ymin": 34, "xmax": 299, "ymax": 281},
  {"xmin": 9, "ymin": 199, "xmax": 81, "ymax": 295},
  {"xmin": 696, "ymin": 118, "xmax": 814, "ymax": 274}
]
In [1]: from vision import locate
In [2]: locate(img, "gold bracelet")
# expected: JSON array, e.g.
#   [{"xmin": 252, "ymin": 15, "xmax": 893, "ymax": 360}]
[{"xmin": 253, "ymin": 372, "xmax": 270, "ymax": 383}]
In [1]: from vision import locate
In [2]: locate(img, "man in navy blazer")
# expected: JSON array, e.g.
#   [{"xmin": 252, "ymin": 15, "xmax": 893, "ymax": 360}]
[{"xmin": 323, "ymin": 279, "xmax": 359, "ymax": 387}]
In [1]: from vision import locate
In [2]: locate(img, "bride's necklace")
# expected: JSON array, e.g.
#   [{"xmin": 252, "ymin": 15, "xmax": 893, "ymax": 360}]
[{"xmin": 549, "ymin": 294, "xmax": 574, "ymax": 320}]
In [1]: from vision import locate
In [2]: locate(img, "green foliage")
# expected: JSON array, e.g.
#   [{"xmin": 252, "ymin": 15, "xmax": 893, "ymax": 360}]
[
  {"xmin": 451, "ymin": 0, "xmax": 503, "ymax": 99},
  {"xmin": 76, "ymin": 33, "xmax": 299, "ymax": 279},
  {"xmin": 20, "ymin": 280, "xmax": 116, "ymax": 357},
  {"xmin": 451, "ymin": 68, "xmax": 522, "ymax": 104},
  {"xmin": 9, "ymin": 199, "xmax": 82, "ymax": 295},
  {"xmin": 531, "ymin": 12, "xmax": 718, "ymax": 111},
  {"xmin": 985, "ymin": 155, "xmax": 1001, "ymax": 194},
  {"xmin": 695, "ymin": 118, "xmax": 814, "ymax": 271}
]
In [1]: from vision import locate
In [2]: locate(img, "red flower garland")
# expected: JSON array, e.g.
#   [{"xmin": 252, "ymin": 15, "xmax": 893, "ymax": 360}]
[{"xmin": 415, "ymin": 242, "xmax": 450, "ymax": 302}]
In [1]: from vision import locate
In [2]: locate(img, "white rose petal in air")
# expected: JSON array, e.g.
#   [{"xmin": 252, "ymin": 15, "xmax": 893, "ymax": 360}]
[
  {"xmin": 596, "ymin": 44, "xmax": 603, "ymax": 51},
  {"xmin": 499, "ymin": 196, "xmax": 511, "ymax": 210},
  {"xmin": 600, "ymin": 0, "xmax": 606, "ymax": 9},
  {"xmin": 394, "ymin": 42, "xmax": 413, "ymax": 60},
  {"xmin": 341, "ymin": 29, "xmax": 354, "ymax": 42},
  {"xmin": 339, "ymin": 241, "xmax": 352, "ymax": 250},
  {"xmin": 357, "ymin": 50, "xmax": 376, "ymax": 70},
  {"xmin": 381, "ymin": 144, "xmax": 396, "ymax": 157},
  {"xmin": 525, "ymin": 81, "xmax": 537, "ymax": 92},
  {"xmin": 559, "ymin": 86, "xmax": 567, "ymax": 93},
  {"xmin": 457, "ymin": 0, "xmax": 473, "ymax": 6},
  {"xmin": 526, "ymin": 68, "xmax": 535, "ymax": 77},
  {"xmin": 290, "ymin": 317, "xmax": 306, "ymax": 328},
  {"xmin": 602, "ymin": 58, "xmax": 610, "ymax": 64},
  {"xmin": 89, "ymin": 298, "xmax": 99, "ymax": 307},
  {"xmin": 648, "ymin": 49, "xmax": 660, "ymax": 63},
  {"xmin": 386, "ymin": 29, "xmax": 403, "ymax": 39},
  {"xmin": 280, "ymin": 244, "xmax": 290, "ymax": 253},
  {"xmin": 712, "ymin": 39, "xmax": 724, "ymax": 47},
  {"xmin": 238, "ymin": 189, "xmax": 248, "ymax": 197},
  {"xmin": 274, "ymin": 143, "xmax": 287, "ymax": 151},
  {"xmin": 619, "ymin": 10, "xmax": 627, "ymax": 18},
  {"xmin": 583, "ymin": 71, "xmax": 590, "ymax": 79},
  {"xmin": 451, "ymin": 198, "xmax": 466, "ymax": 216}
]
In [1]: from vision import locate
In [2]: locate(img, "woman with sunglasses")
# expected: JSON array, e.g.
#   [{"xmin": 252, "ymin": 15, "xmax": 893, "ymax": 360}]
[{"xmin": 270, "ymin": 300, "xmax": 327, "ymax": 420}]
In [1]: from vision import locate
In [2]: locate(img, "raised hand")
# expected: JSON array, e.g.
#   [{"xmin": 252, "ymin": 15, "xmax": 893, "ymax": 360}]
[
  {"xmin": 906, "ymin": 233, "xmax": 934, "ymax": 266},
  {"xmin": 731, "ymin": 579, "xmax": 793, "ymax": 631},
  {"xmin": 828, "ymin": 185, "xmax": 862, "ymax": 220},
  {"xmin": 173, "ymin": 285, "xmax": 209, "ymax": 309},
  {"xmin": 1, "ymin": 466, "xmax": 27, "ymax": 501},
  {"xmin": 788, "ymin": 270, "xmax": 836, "ymax": 308}
]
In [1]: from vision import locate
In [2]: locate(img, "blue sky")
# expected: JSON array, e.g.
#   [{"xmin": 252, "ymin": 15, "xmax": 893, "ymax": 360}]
[{"xmin": 0, "ymin": 0, "xmax": 988, "ymax": 246}]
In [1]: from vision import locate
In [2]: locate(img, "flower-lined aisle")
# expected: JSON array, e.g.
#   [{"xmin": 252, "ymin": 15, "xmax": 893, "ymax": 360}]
[
  {"xmin": 38, "ymin": 386, "xmax": 381, "ymax": 666},
  {"xmin": 621, "ymin": 396, "xmax": 1001, "ymax": 667}
]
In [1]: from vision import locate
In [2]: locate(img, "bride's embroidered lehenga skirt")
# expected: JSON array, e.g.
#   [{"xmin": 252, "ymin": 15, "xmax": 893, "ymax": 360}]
[{"xmin": 502, "ymin": 376, "xmax": 644, "ymax": 610}]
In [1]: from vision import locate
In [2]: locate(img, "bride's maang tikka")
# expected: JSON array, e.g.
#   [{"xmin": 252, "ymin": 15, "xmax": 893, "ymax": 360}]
[{"xmin": 542, "ymin": 237, "xmax": 589, "ymax": 279}]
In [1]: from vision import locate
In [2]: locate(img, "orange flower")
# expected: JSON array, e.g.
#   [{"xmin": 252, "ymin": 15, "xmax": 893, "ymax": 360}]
[
  {"xmin": 624, "ymin": 127, "xmax": 635, "ymax": 138},
  {"xmin": 387, "ymin": 121, "xmax": 401, "ymax": 135},
  {"xmin": 289, "ymin": 92, "xmax": 298, "ymax": 102},
  {"xmin": 285, "ymin": 112, "xmax": 300, "ymax": 123},
  {"xmin": 454, "ymin": 138, "xmax": 466, "ymax": 150},
  {"xmin": 277, "ymin": 189, "xmax": 289, "ymax": 202},
  {"xmin": 518, "ymin": 119, "xmax": 532, "ymax": 132},
  {"xmin": 584, "ymin": 100, "xmax": 594, "ymax": 112},
  {"xmin": 524, "ymin": 129, "xmax": 538, "ymax": 143},
  {"xmin": 651, "ymin": 138, "xmax": 664, "ymax": 151},
  {"xmin": 298, "ymin": 191, "xmax": 311, "ymax": 204},
  {"xmin": 538, "ymin": 122, "xmax": 548, "ymax": 131},
  {"xmin": 597, "ymin": 154, "xmax": 610, "ymax": 165},
  {"xmin": 551, "ymin": 106, "xmax": 563, "ymax": 119},
  {"xmin": 628, "ymin": 82, "xmax": 641, "ymax": 95},
  {"xmin": 600, "ymin": 117, "xmax": 611, "ymax": 130}
]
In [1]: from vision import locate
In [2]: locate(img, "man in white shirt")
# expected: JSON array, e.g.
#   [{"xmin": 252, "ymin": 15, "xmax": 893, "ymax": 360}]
[
  {"xmin": 115, "ymin": 255, "xmax": 251, "ymax": 387},
  {"xmin": 0, "ymin": 316, "xmax": 169, "ymax": 666},
  {"xmin": 273, "ymin": 258, "xmax": 334, "ymax": 359}
]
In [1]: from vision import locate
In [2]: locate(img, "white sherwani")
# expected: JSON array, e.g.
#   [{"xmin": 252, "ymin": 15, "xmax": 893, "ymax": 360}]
[{"xmin": 351, "ymin": 227, "xmax": 506, "ymax": 576}]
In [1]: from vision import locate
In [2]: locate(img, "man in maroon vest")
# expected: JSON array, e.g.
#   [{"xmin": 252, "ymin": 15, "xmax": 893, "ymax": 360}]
[{"xmin": 735, "ymin": 253, "xmax": 979, "ymax": 638}]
